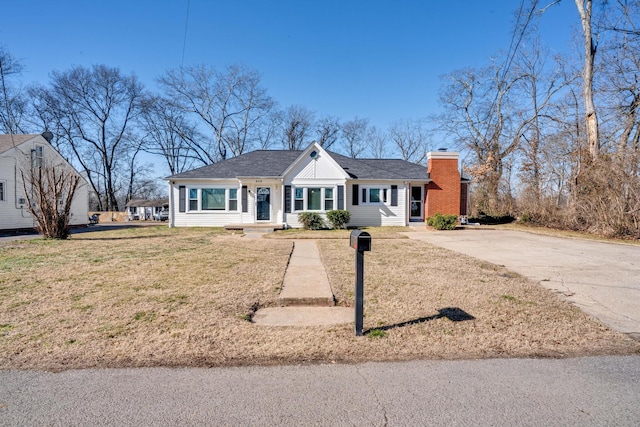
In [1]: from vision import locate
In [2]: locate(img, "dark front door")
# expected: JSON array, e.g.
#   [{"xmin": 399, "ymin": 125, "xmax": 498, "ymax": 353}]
[
  {"xmin": 256, "ymin": 187, "xmax": 270, "ymax": 221},
  {"xmin": 410, "ymin": 185, "xmax": 423, "ymax": 220}
]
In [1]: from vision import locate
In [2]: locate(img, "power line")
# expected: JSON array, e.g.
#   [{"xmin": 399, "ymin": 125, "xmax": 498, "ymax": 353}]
[{"xmin": 181, "ymin": 0, "xmax": 191, "ymax": 68}]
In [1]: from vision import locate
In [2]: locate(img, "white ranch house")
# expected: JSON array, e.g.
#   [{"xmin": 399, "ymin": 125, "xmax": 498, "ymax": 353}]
[
  {"xmin": 165, "ymin": 142, "xmax": 467, "ymax": 229},
  {"xmin": 0, "ymin": 134, "xmax": 89, "ymax": 233}
]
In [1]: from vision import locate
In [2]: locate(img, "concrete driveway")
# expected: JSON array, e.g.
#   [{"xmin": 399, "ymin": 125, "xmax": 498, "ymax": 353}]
[{"xmin": 405, "ymin": 228, "xmax": 640, "ymax": 339}]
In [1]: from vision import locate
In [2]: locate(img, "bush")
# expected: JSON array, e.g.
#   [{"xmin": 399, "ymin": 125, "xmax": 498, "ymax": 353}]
[
  {"xmin": 326, "ymin": 210, "xmax": 351, "ymax": 229},
  {"xmin": 297, "ymin": 212, "xmax": 325, "ymax": 230},
  {"xmin": 426, "ymin": 213, "xmax": 458, "ymax": 230}
]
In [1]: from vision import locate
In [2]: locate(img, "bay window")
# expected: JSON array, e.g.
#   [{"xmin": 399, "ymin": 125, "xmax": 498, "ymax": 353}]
[{"xmin": 187, "ymin": 187, "xmax": 239, "ymax": 212}]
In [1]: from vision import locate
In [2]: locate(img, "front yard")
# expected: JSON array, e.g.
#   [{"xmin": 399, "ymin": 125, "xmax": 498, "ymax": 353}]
[{"xmin": 0, "ymin": 226, "xmax": 638, "ymax": 371}]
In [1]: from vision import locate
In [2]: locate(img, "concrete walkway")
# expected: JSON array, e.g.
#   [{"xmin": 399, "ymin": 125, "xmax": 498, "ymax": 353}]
[
  {"xmin": 404, "ymin": 228, "xmax": 640, "ymax": 339},
  {"xmin": 253, "ymin": 240, "xmax": 353, "ymax": 326}
]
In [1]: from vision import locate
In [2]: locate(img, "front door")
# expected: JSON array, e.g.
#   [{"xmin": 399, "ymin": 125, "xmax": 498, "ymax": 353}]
[
  {"xmin": 410, "ymin": 185, "xmax": 423, "ymax": 221},
  {"xmin": 256, "ymin": 187, "xmax": 271, "ymax": 221}
]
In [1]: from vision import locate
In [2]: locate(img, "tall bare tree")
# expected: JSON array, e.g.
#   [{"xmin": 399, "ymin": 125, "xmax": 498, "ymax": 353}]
[
  {"xmin": 159, "ymin": 64, "xmax": 274, "ymax": 161},
  {"xmin": 367, "ymin": 126, "xmax": 389, "ymax": 159},
  {"xmin": 32, "ymin": 64, "xmax": 145, "ymax": 211},
  {"xmin": 341, "ymin": 117, "xmax": 369, "ymax": 158},
  {"xmin": 315, "ymin": 115, "xmax": 341, "ymax": 150},
  {"xmin": 139, "ymin": 96, "xmax": 201, "ymax": 174},
  {"xmin": 574, "ymin": 0, "xmax": 600, "ymax": 160},
  {"xmin": 281, "ymin": 105, "xmax": 315, "ymax": 150},
  {"xmin": 388, "ymin": 117, "xmax": 430, "ymax": 164},
  {"xmin": 0, "ymin": 47, "xmax": 26, "ymax": 134}
]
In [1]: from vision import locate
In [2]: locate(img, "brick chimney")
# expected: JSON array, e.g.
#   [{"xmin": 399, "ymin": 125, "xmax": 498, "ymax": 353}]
[{"xmin": 425, "ymin": 151, "xmax": 461, "ymax": 218}]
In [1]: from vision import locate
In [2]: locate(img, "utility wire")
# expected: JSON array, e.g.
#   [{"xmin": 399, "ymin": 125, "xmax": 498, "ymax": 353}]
[{"xmin": 181, "ymin": 0, "xmax": 191, "ymax": 68}]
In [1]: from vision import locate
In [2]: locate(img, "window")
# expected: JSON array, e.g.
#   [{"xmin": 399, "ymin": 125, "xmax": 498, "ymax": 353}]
[
  {"xmin": 187, "ymin": 188, "xmax": 238, "ymax": 211},
  {"xmin": 361, "ymin": 186, "xmax": 389, "ymax": 204},
  {"xmin": 189, "ymin": 188, "xmax": 198, "ymax": 211},
  {"xmin": 33, "ymin": 145, "xmax": 44, "ymax": 169},
  {"xmin": 294, "ymin": 188, "xmax": 304, "ymax": 211},
  {"xmin": 291, "ymin": 186, "xmax": 336, "ymax": 212},
  {"xmin": 201, "ymin": 188, "xmax": 226, "ymax": 210},
  {"xmin": 229, "ymin": 188, "xmax": 238, "ymax": 211},
  {"xmin": 0, "ymin": 182, "xmax": 5, "ymax": 201},
  {"xmin": 307, "ymin": 188, "xmax": 322, "ymax": 210},
  {"xmin": 324, "ymin": 188, "xmax": 334, "ymax": 211}
]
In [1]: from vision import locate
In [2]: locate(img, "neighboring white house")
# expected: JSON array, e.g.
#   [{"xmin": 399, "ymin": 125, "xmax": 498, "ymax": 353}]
[
  {"xmin": 0, "ymin": 133, "xmax": 89, "ymax": 233},
  {"xmin": 165, "ymin": 142, "xmax": 467, "ymax": 229},
  {"xmin": 125, "ymin": 198, "xmax": 169, "ymax": 221}
]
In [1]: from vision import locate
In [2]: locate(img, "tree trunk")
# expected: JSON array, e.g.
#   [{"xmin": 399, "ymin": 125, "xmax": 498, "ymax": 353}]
[{"xmin": 575, "ymin": 0, "xmax": 600, "ymax": 160}]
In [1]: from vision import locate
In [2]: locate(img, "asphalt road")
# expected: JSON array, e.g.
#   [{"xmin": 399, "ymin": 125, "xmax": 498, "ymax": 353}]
[
  {"xmin": 405, "ymin": 228, "xmax": 640, "ymax": 338},
  {"xmin": 1, "ymin": 356, "xmax": 639, "ymax": 426}
]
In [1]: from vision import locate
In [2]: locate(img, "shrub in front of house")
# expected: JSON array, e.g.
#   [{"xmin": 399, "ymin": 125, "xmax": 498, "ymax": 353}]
[
  {"xmin": 326, "ymin": 210, "xmax": 351, "ymax": 229},
  {"xmin": 298, "ymin": 212, "xmax": 325, "ymax": 230},
  {"xmin": 427, "ymin": 213, "xmax": 458, "ymax": 230}
]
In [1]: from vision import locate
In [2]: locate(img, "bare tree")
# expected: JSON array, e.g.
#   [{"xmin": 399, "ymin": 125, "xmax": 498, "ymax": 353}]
[
  {"xmin": 388, "ymin": 117, "xmax": 430, "ymax": 164},
  {"xmin": 515, "ymin": 40, "xmax": 571, "ymax": 207},
  {"xmin": 0, "ymin": 47, "xmax": 26, "ymax": 134},
  {"xmin": 159, "ymin": 64, "xmax": 274, "ymax": 161},
  {"xmin": 315, "ymin": 115, "xmax": 340, "ymax": 149},
  {"xmin": 367, "ymin": 126, "xmax": 389, "ymax": 159},
  {"xmin": 281, "ymin": 105, "xmax": 315, "ymax": 150},
  {"xmin": 574, "ymin": 0, "xmax": 600, "ymax": 160},
  {"xmin": 21, "ymin": 161, "xmax": 80, "ymax": 239},
  {"xmin": 139, "ymin": 96, "xmax": 201, "ymax": 174},
  {"xmin": 341, "ymin": 117, "xmax": 369, "ymax": 158},
  {"xmin": 32, "ymin": 64, "xmax": 145, "ymax": 211}
]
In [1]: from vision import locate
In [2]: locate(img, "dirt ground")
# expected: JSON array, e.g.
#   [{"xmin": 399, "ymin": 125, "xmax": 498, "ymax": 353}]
[{"xmin": 0, "ymin": 226, "xmax": 638, "ymax": 371}]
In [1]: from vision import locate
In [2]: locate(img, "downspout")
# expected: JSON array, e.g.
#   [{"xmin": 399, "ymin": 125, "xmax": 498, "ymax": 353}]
[
  {"xmin": 168, "ymin": 181, "xmax": 175, "ymax": 228},
  {"xmin": 281, "ymin": 178, "xmax": 286, "ymax": 227},
  {"xmin": 405, "ymin": 182, "xmax": 409, "ymax": 226}
]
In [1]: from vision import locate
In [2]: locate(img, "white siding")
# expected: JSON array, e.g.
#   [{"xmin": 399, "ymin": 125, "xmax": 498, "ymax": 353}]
[
  {"xmin": 0, "ymin": 136, "xmax": 88, "ymax": 231},
  {"xmin": 0, "ymin": 152, "xmax": 35, "ymax": 230},
  {"xmin": 286, "ymin": 151, "xmax": 346, "ymax": 180},
  {"xmin": 168, "ymin": 180, "xmax": 287, "ymax": 227},
  {"xmin": 346, "ymin": 181, "xmax": 408, "ymax": 227}
]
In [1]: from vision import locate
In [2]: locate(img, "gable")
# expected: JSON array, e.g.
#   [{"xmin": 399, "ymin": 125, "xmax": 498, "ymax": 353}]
[{"xmin": 285, "ymin": 149, "xmax": 348, "ymax": 182}]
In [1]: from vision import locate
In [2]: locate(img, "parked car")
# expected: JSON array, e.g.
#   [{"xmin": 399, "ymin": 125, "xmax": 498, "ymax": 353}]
[{"xmin": 154, "ymin": 209, "xmax": 169, "ymax": 221}]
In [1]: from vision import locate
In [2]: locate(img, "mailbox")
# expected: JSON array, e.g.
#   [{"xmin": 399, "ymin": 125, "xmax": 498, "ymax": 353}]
[
  {"xmin": 350, "ymin": 230, "xmax": 371, "ymax": 336},
  {"xmin": 350, "ymin": 230, "xmax": 371, "ymax": 252}
]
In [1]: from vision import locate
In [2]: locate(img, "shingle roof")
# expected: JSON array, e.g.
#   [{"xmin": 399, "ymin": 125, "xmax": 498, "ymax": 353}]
[
  {"xmin": 168, "ymin": 150, "xmax": 302, "ymax": 179},
  {"xmin": 0, "ymin": 134, "xmax": 40, "ymax": 155},
  {"xmin": 167, "ymin": 149, "xmax": 430, "ymax": 181}
]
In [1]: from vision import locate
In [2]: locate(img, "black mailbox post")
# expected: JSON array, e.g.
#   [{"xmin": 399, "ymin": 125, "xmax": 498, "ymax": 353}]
[{"xmin": 350, "ymin": 230, "xmax": 371, "ymax": 336}]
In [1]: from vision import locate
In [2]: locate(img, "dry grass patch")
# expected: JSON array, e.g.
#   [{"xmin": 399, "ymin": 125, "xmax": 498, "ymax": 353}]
[{"xmin": 1, "ymin": 227, "xmax": 637, "ymax": 371}]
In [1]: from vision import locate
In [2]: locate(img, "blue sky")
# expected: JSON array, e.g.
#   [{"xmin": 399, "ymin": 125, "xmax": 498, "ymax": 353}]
[{"xmin": 2, "ymin": 0, "xmax": 579, "ymax": 171}]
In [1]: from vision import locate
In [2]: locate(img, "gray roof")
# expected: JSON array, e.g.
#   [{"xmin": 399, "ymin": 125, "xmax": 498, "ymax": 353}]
[
  {"xmin": 0, "ymin": 134, "xmax": 40, "ymax": 155},
  {"xmin": 167, "ymin": 149, "xmax": 430, "ymax": 181}
]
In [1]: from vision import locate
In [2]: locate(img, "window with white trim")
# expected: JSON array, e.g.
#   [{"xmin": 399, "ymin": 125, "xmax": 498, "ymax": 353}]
[
  {"xmin": 361, "ymin": 186, "xmax": 389, "ymax": 205},
  {"xmin": 294, "ymin": 188, "xmax": 304, "ymax": 211},
  {"xmin": 189, "ymin": 188, "xmax": 198, "ymax": 211},
  {"xmin": 324, "ymin": 188, "xmax": 334, "ymax": 210},
  {"xmin": 187, "ymin": 188, "xmax": 239, "ymax": 212},
  {"xmin": 0, "ymin": 181, "xmax": 5, "ymax": 202},
  {"xmin": 229, "ymin": 188, "xmax": 238, "ymax": 211},
  {"xmin": 292, "ymin": 186, "xmax": 336, "ymax": 212}
]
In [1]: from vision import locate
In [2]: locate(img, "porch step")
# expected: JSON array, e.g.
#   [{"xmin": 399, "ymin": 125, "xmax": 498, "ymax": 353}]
[
  {"xmin": 224, "ymin": 223, "xmax": 285, "ymax": 232},
  {"xmin": 278, "ymin": 240, "xmax": 336, "ymax": 307}
]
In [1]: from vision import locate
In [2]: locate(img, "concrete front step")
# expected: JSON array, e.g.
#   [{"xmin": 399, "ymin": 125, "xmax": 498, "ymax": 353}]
[{"xmin": 279, "ymin": 296, "xmax": 335, "ymax": 307}]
